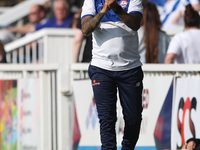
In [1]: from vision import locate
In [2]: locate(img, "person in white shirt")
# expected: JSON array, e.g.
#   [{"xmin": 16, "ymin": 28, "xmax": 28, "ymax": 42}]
[
  {"xmin": 81, "ymin": 0, "xmax": 144, "ymax": 149},
  {"xmin": 165, "ymin": 4, "xmax": 200, "ymax": 64}
]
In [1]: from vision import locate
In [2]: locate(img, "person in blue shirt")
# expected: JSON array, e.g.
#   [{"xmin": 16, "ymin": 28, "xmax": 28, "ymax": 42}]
[
  {"xmin": 35, "ymin": 0, "xmax": 73, "ymax": 30},
  {"xmin": 4, "ymin": 0, "xmax": 73, "ymax": 34}
]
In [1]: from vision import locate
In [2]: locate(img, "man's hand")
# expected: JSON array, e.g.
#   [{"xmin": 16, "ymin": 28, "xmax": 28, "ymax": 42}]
[
  {"xmin": 82, "ymin": 2, "xmax": 110, "ymax": 36},
  {"xmin": 100, "ymin": 1, "xmax": 110, "ymax": 14}
]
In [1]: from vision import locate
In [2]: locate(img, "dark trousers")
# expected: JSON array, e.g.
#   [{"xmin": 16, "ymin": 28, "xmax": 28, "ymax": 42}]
[{"xmin": 88, "ymin": 65, "xmax": 143, "ymax": 150}]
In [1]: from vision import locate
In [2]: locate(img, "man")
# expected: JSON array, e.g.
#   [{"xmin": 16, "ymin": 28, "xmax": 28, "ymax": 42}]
[
  {"xmin": 35, "ymin": 0, "xmax": 73, "ymax": 31},
  {"xmin": 81, "ymin": 0, "xmax": 143, "ymax": 149},
  {"xmin": 4, "ymin": 0, "xmax": 73, "ymax": 34},
  {"xmin": 3, "ymin": 4, "xmax": 46, "ymax": 34}
]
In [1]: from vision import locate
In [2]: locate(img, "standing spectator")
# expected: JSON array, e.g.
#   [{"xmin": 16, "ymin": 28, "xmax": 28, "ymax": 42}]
[
  {"xmin": 72, "ymin": 9, "xmax": 92, "ymax": 63},
  {"xmin": 165, "ymin": 4, "xmax": 200, "ymax": 64},
  {"xmin": 81, "ymin": 0, "xmax": 143, "ymax": 149},
  {"xmin": 160, "ymin": 0, "xmax": 200, "ymax": 30},
  {"xmin": 138, "ymin": 2, "xmax": 170, "ymax": 63},
  {"xmin": 0, "ymin": 41, "xmax": 6, "ymax": 63}
]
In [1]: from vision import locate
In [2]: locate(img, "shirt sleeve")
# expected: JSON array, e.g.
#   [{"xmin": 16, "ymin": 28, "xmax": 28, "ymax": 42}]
[
  {"xmin": 167, "ymin": 34, "xmax": 182, "ymax": 55},
  {"xmin": 128, "ymin": 0, "xmax": 143, "ymax": 14},
  {"xmin": 81, "ymin": 0, "xmax": 96, "ymax": 18}
]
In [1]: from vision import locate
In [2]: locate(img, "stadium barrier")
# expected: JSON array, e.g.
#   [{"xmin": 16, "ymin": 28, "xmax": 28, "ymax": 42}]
[
  {"xmin": 3, "ymin": 29, "xmax": 200, "ymax": 150},
  {"xmin": 1, "ymin": 63, "xmax": 200, "ymax": 150},
  {"xmin": 71, "ymin": 63, "xmax": 200, "ymax": 150},
  {"xmin": 0, "ymin": 64, "xmax": 60, "ymax": 150},
  {"xmin": 5, "ymin": 29, "xmax": 76, "ymax": 150}
]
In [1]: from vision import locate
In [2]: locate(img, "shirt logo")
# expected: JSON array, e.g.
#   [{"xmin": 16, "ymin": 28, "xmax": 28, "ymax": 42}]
[
  {"xmin": 120, "ymin": 0, "xmax": 128, "ymax": 8},
  {"xmin": 98, "ymin": 3, "xmax": 103, "ymax": 8}
]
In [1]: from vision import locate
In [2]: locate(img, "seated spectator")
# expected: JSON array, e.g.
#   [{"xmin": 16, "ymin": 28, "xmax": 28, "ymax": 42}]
[
  {"xmin": 3, "ymin": 4, "xmax": 47, "ymax": 35},
  {"xmin": 160, "ymin": 0, "xmax": 200, "ymax": 30},
  {"xmin": 138, "ymin": 2, "xmax": 170, "ymax": 63},
  {"xmin": 4, "ymin": 0, "xmax": 73, "ymax": 34},
  {"xmin": 72, "ymin": 9, "xmax": 92, "ymax": 63},
  {"xmin": 165, "ymin": 4, "xmax": 200, "ymax": 64},
  {"xmin": 182, "ymin": 138, "xmax": 200, "ymax": 150},
  {"xmin": 0, "ymin": 41, "xmax": 7, "ymax": 63},
  {"xmin": 35, "ymin": 0, "xmax": 73, "ymax": 31}
]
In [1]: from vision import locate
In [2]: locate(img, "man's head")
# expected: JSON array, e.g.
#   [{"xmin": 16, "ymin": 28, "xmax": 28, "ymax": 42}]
[
  {"xmin": 53, "ymin": 0, "xmax": 70, "ymax": 21},
  {"xmin": 29, "ymin": 4, "xmax": 46, "ymax": 24}
]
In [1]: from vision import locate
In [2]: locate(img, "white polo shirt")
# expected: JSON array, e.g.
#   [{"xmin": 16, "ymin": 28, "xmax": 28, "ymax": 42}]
[
  {"xmin": 81, "ymin": 0, "xmax": 143, "ymax": 71},
  {"xmin": 167, "ymin": 29, "xmax": 200, "ymax": 64}
]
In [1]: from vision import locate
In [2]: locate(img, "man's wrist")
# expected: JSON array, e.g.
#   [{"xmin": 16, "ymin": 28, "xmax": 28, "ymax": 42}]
[
  {"xmin": 112, "ymin": 4, "xmax": 123, "ymax": 15},
  {"xmin": 100, "ymin": 10, "xmax": 106, "ymax": 15}
]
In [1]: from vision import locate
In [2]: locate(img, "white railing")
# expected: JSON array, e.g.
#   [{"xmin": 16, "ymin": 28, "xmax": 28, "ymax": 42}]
[
  {"xmin": 0, "ymin": 7, "xmax": 11, "ymax": 14},
  {"xmin": 4, "ymin": 28, "xmax": 76, "ymax": 150},
  {"xmin": 5, "ymin": 28, "xmax": 76, "ymax": 92},
  {"xmin": 0, "ymin": 64, "xmax": 60, "ymax": 150},
  {"xmin": 1, "ymin": 63, "xmax": 200, "ymax": 150},
  {"xmin": 71, "ymin": 63, "xmax": 200, "ymax": 79},
  {"xmin": 70, "ymin": 63, "xmax": 200, "ymax": 149}
]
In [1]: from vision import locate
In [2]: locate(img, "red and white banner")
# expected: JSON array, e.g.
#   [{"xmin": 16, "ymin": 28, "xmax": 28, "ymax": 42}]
[{"xmin": 171, "ymin": 78, "xmax": 200, "ymax": 149}]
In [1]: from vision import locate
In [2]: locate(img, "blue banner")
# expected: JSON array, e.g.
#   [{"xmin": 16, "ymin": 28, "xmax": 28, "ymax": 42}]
[{"xmin": 154, "ymin": 81, "xmax": 173, "ymax": 149}]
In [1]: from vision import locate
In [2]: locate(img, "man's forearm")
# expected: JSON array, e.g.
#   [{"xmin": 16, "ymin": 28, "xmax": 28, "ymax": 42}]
[
  {"xmin": 5, "ymin": 24, "xmax": 35, "ymax": 34},
  {"xmin": 111, "ymin": 4, "xmax": 142, "ymax": 31},
  {"xmin": 81, "ymin": 12, "xmax": 105, "ymax": 36}
]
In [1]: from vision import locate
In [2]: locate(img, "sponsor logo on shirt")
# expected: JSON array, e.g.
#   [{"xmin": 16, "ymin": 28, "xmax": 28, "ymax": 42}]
[
  {"xmin": 120, "ymin": 0, "xmax": 128, "ymax": 8},
  {"xmin": 92, "ymin": 80, "xmax": 100, "ymax": 86}
]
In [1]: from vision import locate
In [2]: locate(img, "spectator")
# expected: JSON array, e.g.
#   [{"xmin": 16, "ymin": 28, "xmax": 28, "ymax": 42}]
[
  {"xmin": 182, "ymin": 138, "xmax": 200, "ymax": 150},
  {"xmin": 138, "ymin": 2, "xmax": 170, "ymax": 63},
  {"xmin": 160, "ymin": 0, "xmax": 200, "ymax": 30},
  {"xmin": 165, "ymin": 4, "xmax": 200, "ymax": 64},
  {"xmin": 72, "ymin": 9, "xmax": 92, "ymax": 63},
  {"xmin": 3, "ymin": 4, "xmax": 47, "ymax": 34},
  {"xmin": 4, "ymin": 0, "xmax": 73, "ymax": 34},
  {"xmin": 35, "ymin": 0, "xmax": 73, "ymax": 31},
  {"xmin": 0, "ymin": 41, "xmax": 7, "ymax": 63}
]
